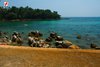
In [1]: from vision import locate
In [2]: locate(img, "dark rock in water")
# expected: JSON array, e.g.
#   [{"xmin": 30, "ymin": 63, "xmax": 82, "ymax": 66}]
[
  {"xmin": 55, "ymin": 36, "xmax": 63, "ymax": 41},
  {"xmin": 90, "ymin": 43, "xmax": 97, "ymax": 48},
  {"xmin": 90, "ymin": 43, "xmax": 96, "ymax": 48},
  {"xmin": 30, "ymin": 30, "xmax": 43, "ymax": 37},
  {"xmin": 21, "ymin": 32, "xmax": 24, "ymax": 34},
  {"xmin": 50, "ymin": 32, "xmax": 57, "ymax": 38},
  {"xmin": 90, "ymin": 43, "xmax": 100, "ymax": 50},
  {"xmin": 76, "ymin": 35, "xmax": 81, "ymax": 39},
  {"xmin": 30, "ymin": 31, "xmax": 35, "ymax": 35}
]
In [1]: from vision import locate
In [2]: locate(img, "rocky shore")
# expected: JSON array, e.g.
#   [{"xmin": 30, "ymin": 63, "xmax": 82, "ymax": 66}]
[{"xmin": 0, "ymin": 31, "xmax": 81, "ymax": 49}]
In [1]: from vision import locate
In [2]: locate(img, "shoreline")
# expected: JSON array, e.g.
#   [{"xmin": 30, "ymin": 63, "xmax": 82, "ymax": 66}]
[
  {"xmin": 0, "ymin": 45, "xmax": 100, "ymax": 53},
  {"xmin": 0, "ymin": 30, "xmax": 99, "ymax": 49},
  {"xmin": 0, "ymin": 18, "xmax": 61, "ymax": 22}
]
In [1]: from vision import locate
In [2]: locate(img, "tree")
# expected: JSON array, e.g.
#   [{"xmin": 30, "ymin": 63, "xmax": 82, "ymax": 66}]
[
  {"xmin": 0, "ymin": 6, "xmax": 61, "ymax": 21},
  {"xmin": 5, "ymin": 12, "xmax": 17, "ymax": 20}
]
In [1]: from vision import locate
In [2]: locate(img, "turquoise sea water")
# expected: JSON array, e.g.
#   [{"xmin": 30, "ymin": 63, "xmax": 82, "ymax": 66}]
[{"xmin": 0, "ymin": 17, "xmax": 100, "ymax": 48}]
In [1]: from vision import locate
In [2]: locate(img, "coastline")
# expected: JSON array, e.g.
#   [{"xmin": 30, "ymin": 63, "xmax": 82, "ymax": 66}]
[
  {"xmin": 0, "ymin": 45, "xmax": 100, "ymax": 67},
  {"xmin": 0, "ymin": 45, "xmax": 100, "ymax": 53},
  {"xmin": 0, "ymin": 18, "xmax": 61, "ymax": 22}
]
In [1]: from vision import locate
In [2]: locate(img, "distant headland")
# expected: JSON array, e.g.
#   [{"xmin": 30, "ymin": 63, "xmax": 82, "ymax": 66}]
[{"xmin": 0, "ymin": 6, "xmax": 61, "ymax": 21}]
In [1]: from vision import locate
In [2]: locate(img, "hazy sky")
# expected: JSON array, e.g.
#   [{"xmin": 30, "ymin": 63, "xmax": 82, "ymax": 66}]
[{"xmin": 0, "ymin": 0, "xmax": 100, "ymax": 17}]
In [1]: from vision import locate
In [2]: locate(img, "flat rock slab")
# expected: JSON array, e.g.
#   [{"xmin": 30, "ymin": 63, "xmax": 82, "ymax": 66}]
[{"xmin": 0, "ymin": 45, "xmax": 100, "ymax": 67}]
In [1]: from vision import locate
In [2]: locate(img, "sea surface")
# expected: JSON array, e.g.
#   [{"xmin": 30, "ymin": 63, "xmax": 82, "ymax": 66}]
[{"xmin": 0, "ymin": 17, "xmax": 100, "ymax": 48}]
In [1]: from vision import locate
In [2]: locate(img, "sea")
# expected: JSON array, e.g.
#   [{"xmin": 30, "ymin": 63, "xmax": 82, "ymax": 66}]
[{"xmin": 0, "ymin": 17, "xmax": 100, "ymax": 48}]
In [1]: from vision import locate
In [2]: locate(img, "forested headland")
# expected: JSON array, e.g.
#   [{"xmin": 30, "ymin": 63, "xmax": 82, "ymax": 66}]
[{"xmin": 0, "ymin": 6, "xmax": 61, "ymax": 21}]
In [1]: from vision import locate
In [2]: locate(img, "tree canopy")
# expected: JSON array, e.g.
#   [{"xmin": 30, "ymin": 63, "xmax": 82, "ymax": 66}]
[{"xmin": 0, "ymin": 6, "xmax": 61, "ymax": 21}]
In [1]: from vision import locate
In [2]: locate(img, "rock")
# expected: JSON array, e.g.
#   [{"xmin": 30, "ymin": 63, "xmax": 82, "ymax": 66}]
[
  {"xmin": 28, "ymin": 33, "xmax": 32, "ymax": 37},
  {"xmin": 90, "ymin": 43, "xmax": 97, "ymax": 48},
  {"xmin": 34, "ymin": 37, "xmax": 40, "ymax": 41},
  {"xmin": 68, "ymin": 45, "xmax": 80, "ymax": 49},
  {"xmin": 56, "ymin": 45, "xmax": 63, "ymax": 48},
  {"xmin": 55, "ymin": 36, "xmax": 63, "ymax": 41},
  {"xmin": 0, "ymin": 31, "xmax": 3, "ymax": 36},
  {"xmin": 50, "ymin": 32, "xmax": 57, "ymax": 38},
  {"xmin": 45, "ymin": 37, "xmax": 52, "ymax": 42},
  {"xmin": 95, "ymin": 47, "xmax": 100, "ymax": 50},
  {"xmin": 28, "ymin": 37, "xmax": 33, "ymax": 47},
  {"xmin": 64, "ymin": 40, "xmax": 72, "ymax": 46},
  {"xmin": 2, "ymin": 36, "xmax": 9, "ymax": 43},
  {"xmin": 76, "ymin": 35, "xmax": 81, "ymax": 39},
  {"xmin": 12, "ymin": 31, "xmax": 19, "ymax": 36},
  {"xmin": 30, "ymin": 30, "xmax": 43, "ymax": 37},
  {"xmin": 16, "ymin": 37, "xmax": 23, "ymax": 46},
  {"xmin": 55, "ymin": 41, "xmax": 63, "ymax": 46},
  {"xmin": 43, "ymin": 42, "xmax": 50, "ymax": 48},
  {"xmin": 12, "ymin": 35, "xmax": 17, "ymax": 42},
  {"xmin": 63, "ymin": 40, "xmax": 72, "ymax": 48}
]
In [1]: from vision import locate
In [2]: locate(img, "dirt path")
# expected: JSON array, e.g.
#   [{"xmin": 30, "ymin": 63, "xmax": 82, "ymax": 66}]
[{"xmin": 0, "ymin": 45, "xmax": 100, "ymax": 67}]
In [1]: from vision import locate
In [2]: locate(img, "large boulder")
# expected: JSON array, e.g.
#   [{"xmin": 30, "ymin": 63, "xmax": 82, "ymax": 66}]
[
  {"xmin": 64, "ymin": 40, "xmax": 72, "ymax": 46},
  {"xmin": 63, "ymin": 40, "xmax": 73, "ymax": 48},
  {"xmin": 68, "ymin": 45, "xmax": 80, "ymax": 49}
]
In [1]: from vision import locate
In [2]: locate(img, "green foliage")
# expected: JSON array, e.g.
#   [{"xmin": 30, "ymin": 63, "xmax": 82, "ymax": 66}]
[{"xmin": 0, "ymin": 6, "xmax": 61, "ymax": 21}]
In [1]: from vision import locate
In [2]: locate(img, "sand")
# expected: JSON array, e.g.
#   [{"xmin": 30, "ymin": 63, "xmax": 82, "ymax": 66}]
[{"xmin": 0, "ymin": 45, "xmax": 100, "ymax": 67}]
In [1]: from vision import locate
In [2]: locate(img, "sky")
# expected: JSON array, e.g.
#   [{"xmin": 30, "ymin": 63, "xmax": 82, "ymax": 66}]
[{"xmin": 0, "ymin": 0, "xmax": 100, "ymax": 17}]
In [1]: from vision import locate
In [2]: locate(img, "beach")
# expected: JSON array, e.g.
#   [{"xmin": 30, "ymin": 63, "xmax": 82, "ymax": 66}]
[
  {"xmin": 0, "ymin": 1, "xmax": 100, "ymax": 67},
  {"xmin": 0, "ymin": 45, "xmax": 100, "ymax": 67}
]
